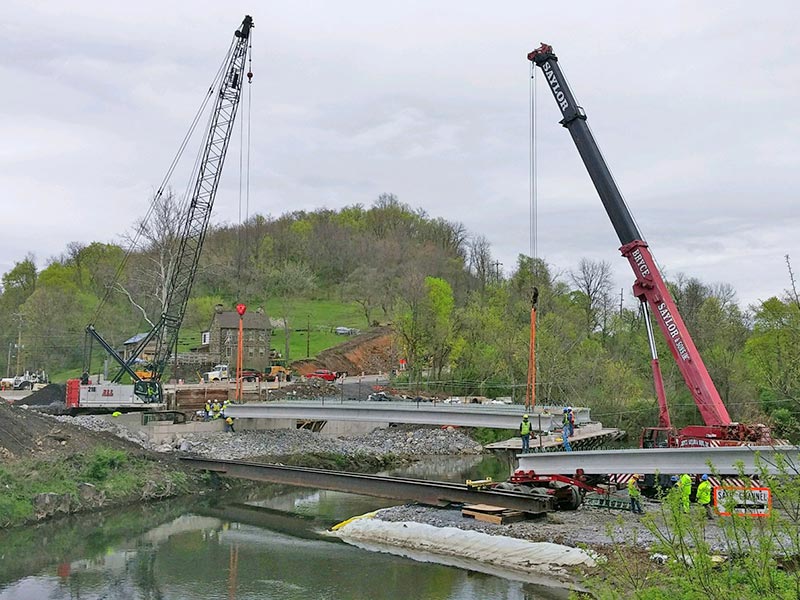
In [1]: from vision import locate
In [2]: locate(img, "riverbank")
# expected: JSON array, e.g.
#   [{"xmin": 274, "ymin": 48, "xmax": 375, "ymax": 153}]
[{"xmin": 0, "ymin": 404, "xmax": 486, "ymax": 528}]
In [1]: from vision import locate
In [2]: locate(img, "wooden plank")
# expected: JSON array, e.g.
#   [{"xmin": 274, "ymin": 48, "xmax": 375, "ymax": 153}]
[
  {"xmin": 462, "ymin": 504, "xmax": 507, "ymax": 513},
  {"xmin": 461, "ymin": 508, "xmax": 529, "ymax": 525}
]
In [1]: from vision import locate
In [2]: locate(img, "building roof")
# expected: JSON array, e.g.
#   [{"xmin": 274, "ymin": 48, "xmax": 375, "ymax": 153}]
[
  {"xmin": 213, "ymin": 311, "xmax": 270, "ymax": 330},
  {"xmin": 123, "ymin": 333, "xmax": 150, "ymax": 345}
]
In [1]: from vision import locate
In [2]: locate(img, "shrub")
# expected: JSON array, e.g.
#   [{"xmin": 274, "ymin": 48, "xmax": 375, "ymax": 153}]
[{"xmin": 84, "ymin": 448, "xmax": 128, "ymax": 482}]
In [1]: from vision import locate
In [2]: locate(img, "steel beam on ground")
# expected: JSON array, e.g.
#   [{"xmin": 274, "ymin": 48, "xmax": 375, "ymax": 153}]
[
  {"xmin": 227, "ymin": 401, "xmax": 586, "ymax": 431},
  {"xmin": 181, "ymin": 457, "xmax": 554, "ymax": 513},
  {"xmin": 516, "ymin": 446, "xmax": 800, "ymax": 475}
]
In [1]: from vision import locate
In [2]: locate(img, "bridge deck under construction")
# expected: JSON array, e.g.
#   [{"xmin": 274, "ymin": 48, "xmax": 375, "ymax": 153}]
[
  {"xmin": 180, "ymin": 457, "xmax": 555, "ymax": 514},
  {"xmin": 226, "ymin": 401, "xmax": 590, "ymax": 431}
]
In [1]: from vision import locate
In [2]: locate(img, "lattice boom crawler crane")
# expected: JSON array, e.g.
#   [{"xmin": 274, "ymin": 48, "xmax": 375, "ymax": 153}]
[
  {"xmin": 527, "ymin": 44, "xmax": 771, "ymax": 448},
  {"xmin": 67, "ymin": 16, "xmax": 254, "ymax": 411}
]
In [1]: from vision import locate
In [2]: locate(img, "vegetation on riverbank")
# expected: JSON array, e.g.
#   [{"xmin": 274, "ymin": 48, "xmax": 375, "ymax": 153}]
[
  {"xmin": 579, "ymin": 457, "xmax": 800, "ymax": 600},
  {"xmin": 0, "ymin": 447, "xmax": 203, "ymax": 528}
]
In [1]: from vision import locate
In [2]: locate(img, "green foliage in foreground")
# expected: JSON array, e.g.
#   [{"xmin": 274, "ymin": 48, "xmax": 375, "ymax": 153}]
[
  {"xmin": 579, "ymin": 454, "xmax": 800, "ymax": 600},
  {"xmin": 0, "ymin": 448, "xmax": 195, "ymax": 528}
]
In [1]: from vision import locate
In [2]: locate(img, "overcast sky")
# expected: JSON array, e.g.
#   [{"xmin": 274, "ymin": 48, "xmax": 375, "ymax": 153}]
[{"xmin": 2, "ymin": 1, "xmax": 798, "ymax": 308}]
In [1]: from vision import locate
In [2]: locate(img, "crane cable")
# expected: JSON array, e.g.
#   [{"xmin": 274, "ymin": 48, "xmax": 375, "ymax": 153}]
[
  {"xmin": 526, "ymin": 62, "xmax": 539, "ymax": 411},
  {"xmin": 529, "ymin": 62, "xmax": 538, "ymax": 265},
  {"xmin": 236, "ymin": 32, "xmax": 254, "ymax": 298},
  {"xmin": 88, "ymin": 39, "xmax": 237, "ymax": 326}
]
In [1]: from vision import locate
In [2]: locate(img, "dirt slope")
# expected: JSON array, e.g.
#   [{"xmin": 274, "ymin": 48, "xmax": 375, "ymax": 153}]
[
  {"xmin": 0, "ymin": 403, "xmax": 145, "ymax": 461},
  {"xmin": 292, "ymin": 326, "xmax": 397, "ymax": 375}
]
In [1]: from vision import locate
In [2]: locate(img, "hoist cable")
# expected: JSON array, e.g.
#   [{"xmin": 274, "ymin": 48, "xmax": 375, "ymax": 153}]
[{"xmin": 529, "ymin": 62, "xmax": 538, "ymax": 264}]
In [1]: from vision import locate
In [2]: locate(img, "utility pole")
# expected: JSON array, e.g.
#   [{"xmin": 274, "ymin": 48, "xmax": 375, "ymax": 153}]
[
  {"xmin": 306, "ymin": 314, "xmax": 310, "ymax": 358},
  {"xmin": 15, "ymin": 314, "xmax": 23, "ymax": 376},
  {"xmin": 492, "ymin": 261, "xmax": 503, "ymax": 282},
  {"xmin": 6, "ymin": 342, "xmax": 12, "ymax": 378}
]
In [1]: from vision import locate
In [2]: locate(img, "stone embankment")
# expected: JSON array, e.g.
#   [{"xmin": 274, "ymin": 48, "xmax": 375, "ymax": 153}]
[{"xmin": 51, "ymin": 415, "xmax": 484, "ymax": 459}]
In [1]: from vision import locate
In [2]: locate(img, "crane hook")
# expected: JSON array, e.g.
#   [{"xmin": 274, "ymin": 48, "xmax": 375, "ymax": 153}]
[{"xmin": 247, "ymin": 71, "xmax": 253, "ymax": 83}]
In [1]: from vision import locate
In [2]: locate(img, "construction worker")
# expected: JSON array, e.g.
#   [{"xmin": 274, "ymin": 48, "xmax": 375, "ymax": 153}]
[
  {"xmin": 679, "ymin": 473, "xmax": 692, "ymax": 513},
  {"xmin": 203, "ymin": 400, "xmax": 212, "ymax": 421},
  {"xmin": 211, "ymin": 400, "xmax": 222, "ymax": 420},
  {"xmin": 562, "ymin": 407, "xmax": 575, "ymax": 438},
  {"xmin": 697, "ymin": 474, "xmax": 713, "ymax": 519},
  {"xmin": 628, "ymin": 474, "xmax": 644, "ymax": 514},
  {"xmin": 519, "ymin": 414, "xmax": 532, "ymax": 453},
  {"xmin": 224, "ymin": 416, "xmax": 235, "ymax": 433},
  {"xmin": 562, "ymin": 426, "xmax": 572, "ymax": 452}
]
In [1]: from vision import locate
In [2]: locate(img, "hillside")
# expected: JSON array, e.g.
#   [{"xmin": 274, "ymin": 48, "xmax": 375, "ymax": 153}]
[{"xmin": 1, "ymin": 196, "xmax": 798, "ymax": 441}]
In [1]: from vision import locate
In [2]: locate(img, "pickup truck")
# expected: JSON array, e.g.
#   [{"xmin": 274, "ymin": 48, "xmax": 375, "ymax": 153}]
[{"xmin": 304, "ymin": 369, "xmax": 338, "ymax": 382}]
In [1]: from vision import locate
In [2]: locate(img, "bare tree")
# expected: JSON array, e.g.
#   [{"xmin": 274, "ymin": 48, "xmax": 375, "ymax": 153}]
[
  {"xmin": 468, "ymin": 235, "xmax": 492, "ymax": 291},
  {"xmin": 569, "ymin": 258, "xmax": 613, "ymax": 335},
  {"xmin": 118, "ymin": 190, "xmax": 183, "ymax": 326},
  {"xmin": 786, "ymin": 254, "xmax": 800, "ymax": 308},
  {"xmin": 264, "ymin": 262, "xmax": 316, "ymax": 361}
]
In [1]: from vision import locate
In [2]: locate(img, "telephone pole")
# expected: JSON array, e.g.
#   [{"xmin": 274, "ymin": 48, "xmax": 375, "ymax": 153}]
[
  {"xmin": 306, "ymin": 314, "xmax": 311, "ymax": 358},
  {"xmin": 14, "ymin": 314, "xmax": 23, "ymax": 376}
]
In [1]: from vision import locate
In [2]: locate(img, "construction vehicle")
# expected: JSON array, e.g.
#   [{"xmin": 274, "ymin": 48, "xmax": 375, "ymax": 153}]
[
  {"xmin": 527, "ymin": 44, "xmax": 771, "ymax": 448},
  {"xmin": 203, "ymin": 364, "xmax": 230, "ymax": 382},
  {"xmin": 10, "ymin": 370, "xmax": 49, "ymax": 391},
  {"xmin": 68, "ymin": 15, "xmax": 254, "ymax": 411},
  {"xmin": 264, "ymin": 364, "xmax": 292, "ymax": 382}
]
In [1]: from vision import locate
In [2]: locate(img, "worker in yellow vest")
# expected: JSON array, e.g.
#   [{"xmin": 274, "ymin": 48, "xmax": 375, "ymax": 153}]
[
  {"xmin": 697, "ymin": 474, "xmax": 713, "ymax": 519},
  {"xmin": 519, "ymin": 414, "xmax": 532, "ymax": 453},
  {"xmin": 211, "ymin": 400, "xmax": 222, "ymax": 419},
  {"xmin": 627, "ymin": 474, "xmax": 644, "ymax": 514},
  {"xmin": 678, "ymin": 473, "xmax": 692, "ymax": 514}
]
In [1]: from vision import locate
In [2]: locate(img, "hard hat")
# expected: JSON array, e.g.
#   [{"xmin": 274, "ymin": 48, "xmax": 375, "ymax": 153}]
[
  {"xmin": 631, "ymin": 474, "xmax": 639, "ymax": 480},
  {"xmin": 701, "ymin": 474, "xmax": 709, "ymax": 481},
  {"xmin": 567, "ymin": 406, "xmax": 573, "ymax": 412},
  {"xmin": 670, "ymin": 475, "xmax": 678, "ymax": 482},
  {"xmin": 563, "ymin": 407, "xmax": 569, "ymax": 413},
  {"xmin": 523, "ymin": 414, "xmax": 529, "ymax": 419}
]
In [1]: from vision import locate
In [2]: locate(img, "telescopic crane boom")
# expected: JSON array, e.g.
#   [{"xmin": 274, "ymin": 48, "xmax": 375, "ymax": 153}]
[{"xmin": 527, "ymin": 44, "xmax": 771, "ymax": 445}]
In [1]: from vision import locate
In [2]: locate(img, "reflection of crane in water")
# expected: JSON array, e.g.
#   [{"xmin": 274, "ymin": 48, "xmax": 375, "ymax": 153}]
[{"xmin": 228, "ymin": 543, "xmax": 239, "ymax": 600}]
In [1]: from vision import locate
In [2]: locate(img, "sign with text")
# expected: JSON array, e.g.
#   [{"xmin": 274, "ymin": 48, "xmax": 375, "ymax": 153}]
[{"xmin": 714, "ymin": 486, "xmax": 772, "ymax": 517}]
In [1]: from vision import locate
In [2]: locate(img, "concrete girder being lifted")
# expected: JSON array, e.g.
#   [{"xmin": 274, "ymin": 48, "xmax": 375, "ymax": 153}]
[{"xmin": 516, "ymin": 446, "xmax": 800, "ymax": 475}]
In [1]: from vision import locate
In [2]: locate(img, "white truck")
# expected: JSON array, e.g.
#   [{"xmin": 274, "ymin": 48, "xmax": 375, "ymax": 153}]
[
  {"xmin": 203, "ymin": 364, "xmax": 229, "ymax": 381},
  {"xmin": 11, "ymin": 370, "xmax": 49, "ymax": 390}
]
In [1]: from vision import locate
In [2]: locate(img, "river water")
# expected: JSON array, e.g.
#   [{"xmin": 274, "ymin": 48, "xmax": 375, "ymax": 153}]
[{"xmin": 0, "ymin": 456, "xmax": 572, "ymax": 599}]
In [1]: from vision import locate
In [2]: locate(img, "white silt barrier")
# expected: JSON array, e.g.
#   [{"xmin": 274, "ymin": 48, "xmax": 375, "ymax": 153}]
[{"xmin": 330, "ymin": 514, "xmax": 597, "ymax": 584}]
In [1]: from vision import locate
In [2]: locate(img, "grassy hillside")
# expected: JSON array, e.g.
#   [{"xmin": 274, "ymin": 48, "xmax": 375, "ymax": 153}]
[{"xmin": 265, "ymin": 298, "xmax": 368, "ymax": 361}]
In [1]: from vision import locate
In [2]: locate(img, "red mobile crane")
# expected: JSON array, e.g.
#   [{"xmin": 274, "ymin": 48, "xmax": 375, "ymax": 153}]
[{"xmin": 527, "ymin": 44, "xmax": 771, "ymax": 448}]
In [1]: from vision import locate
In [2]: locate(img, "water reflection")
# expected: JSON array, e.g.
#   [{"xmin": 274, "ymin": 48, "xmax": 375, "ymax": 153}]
[{"xmin": 0, "ymin": 457, "xmax": 570, "ymax": 600}]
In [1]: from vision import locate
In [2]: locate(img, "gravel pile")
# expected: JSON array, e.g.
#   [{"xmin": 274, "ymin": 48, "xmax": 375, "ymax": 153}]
[
  {"xmin": 376, "ymin": 502, "xmax": 731, "ymax": 551},
  {"xmin": 46, "ymin": 415, "xmax": 482, "ymax": 459},
  {"xmin": 182, "ymin": 425, "xmax": 483, "ymax": 459},
  {"xmin": 50, "ymin": 414, "xmax": 157, "ymax": 450}
]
